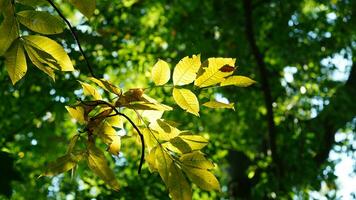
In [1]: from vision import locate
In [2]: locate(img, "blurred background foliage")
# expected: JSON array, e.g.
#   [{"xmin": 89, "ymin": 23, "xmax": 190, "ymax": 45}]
[{"xmin": 0, "ymin": 0, "xmax": 355, "ymax": 199}]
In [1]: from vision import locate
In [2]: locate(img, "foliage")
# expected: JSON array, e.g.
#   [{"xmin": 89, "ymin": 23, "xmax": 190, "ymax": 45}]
[
  {"xmin": 0, "ymin": 0, "xmax": 255, "ymax": 199},
  {"xmin": 0, "ymin": 0, "xmax": 355, "ymax": 199}
]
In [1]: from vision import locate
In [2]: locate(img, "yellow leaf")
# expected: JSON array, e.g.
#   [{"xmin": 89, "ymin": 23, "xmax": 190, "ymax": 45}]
[
  {"xmin": 16, "ymin": 10, "xmax": 65, "ymax": 35},
  {"xmin": 145, "ymin": 147, "xmax": 158, "ymax": 172},
  {"xmin": 155, "ymin": 147, "xmax": 192, "ymax": 200},
  {"xmin": 24, "ymin": 45, "xmax": 55, "ymax": 80},
  {"xmin": 182, "ymin": 165, "xmax": 220, "ymax": 191},
  {"xmin": 173, "ymin": 55, "xmax": 201, "ymax": 86},
  {"xmin": 170, "ymin": 134, "xmax": 208, "ymax": 152},
  {"xmin": 65, "ymin": 106, "xmax": 85, "ymax": 124},
  {"xmin": 180, "ymin": 151, "xmax": 214, "ymax": 169},
  {"xmin": 23, "ymin": 35, "xmax": 74, "ymax": 71},
  {"xmin": 106, "ymin": 115, "xmax": 123, "ymax": 128},
  {"xmin": 194, "ymin": 58, "xmax": 236, "ymax": 88},
  {"xmin": 5, "ymin": 39, "xmax": 27, "ymax": 85},
  {"xmin": 41, "ymin": 154, "xmax": 77, "ymax": 177},
  {"xmin": 89, "ymin": 77, "xmax": 122, "ymax": 96},
  {"xmin": 141, "ymin": 128, "xmax": 159, "ymax": 151},
  {"xmin": 149, "ymin": 119, "xmax": 180, "ymax": 141},
  {"xmin": 202, "ymin": 100, "xmax": 235, "ymax": 110},
  {"xmin": 107, "ymin": 137, "xmax": 121, "ymax": 156},
  {"xmin": 94, "ymin": 121, "xmax": 117, "ymax": 144},
  {"xmin": 151, "ymin": 59, "xmax": 170, "ymax": 85},
  {"xmin": 87, "ymin": 143, "xmax": 120, "ymax": 191},
  {"xmin": 68, "ymin": 0, "xmax": 96, "ymax": 18},
  {"xmin": 220, "ymin": 75, "xmax": 256, "ymax": 87},
  {"xmin": 172, "ymin": 88, "xmax": 199, "ymax": 116},
  {"xmin": 0, "ymin": 13, "xmax": 19, "ymax": 56},
  {"xmin": 79, "ymin": 81, "xmax": 102, "ymax": 100}
]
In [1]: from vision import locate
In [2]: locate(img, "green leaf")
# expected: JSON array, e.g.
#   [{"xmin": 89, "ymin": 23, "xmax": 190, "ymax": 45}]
[
  {"xmin": 89, "ymin": 77, "xmax": 122, "ymax": 96},
  {"xmin": 23, "ymin": 35, "xmax": 74, "ymax": 71},
  {"xmin": 173, "ymin": 55, "xmax": 201, "ymax": 86},
  {"xmin": 182, "ymin": 165, "xmax": 220, "ymax": 191},
  {"xmin": 68, "ymin": 0, "xmax": 96, "ymax": 18},
  {"xmin": 16, "ymin": 0, "xmax": 47, "ymax": 7},
  {"xmin": 41, "ymin": 154, "xmax": 77, "ymax": 177},
  {"xmin": 5, "ymin": 39, "xmax": 27, "ymax": 85},
  {"xmin": 202, "ymin": 100, "xmax": 235, "ymax": 110},
  {"xmin": 0, "ymin": 14, "xmax": 19, "ymax": 56},
  {"xmin": 172, "ymin": 88, "xmax": 199, "ymax": 116},
  {"xmin": 155, "ymin": 147, "xmax": 192, "ymax": 200},
  {"xmin": 24, "ymin": 45, "xmax": 56, "ymax": 80},
  {"xmin": 220, "ymin": 75, "xmax": 256, "ymax": 87},
  {"xmin": 65, "ymin": 106, "xmax": 86, "ymax": 124},
  {"xmin": 79, "ymin": 81, "xmax": 102, "ymax": 100},
  {"xmin": 152, "ymin": 59, "xmax": 170, "ymax": 85},
  {"xmin": 87, "ymin": 143, "xmax": 120, "ymax": 191},
  {"xmin": 17, "ymin": 10, "xmax": 65, "ymax": 35},
  {"xmin": 180, "ymin": 151, "xmax": 214, "ymax": 169},
  {"xmin": 194, "ymin": 58, "xmax": 236, "ymax": 88}
]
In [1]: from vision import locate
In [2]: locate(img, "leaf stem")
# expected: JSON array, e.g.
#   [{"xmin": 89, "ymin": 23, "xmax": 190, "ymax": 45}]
[
  {"xmin": 81, "ymin": 100, "xmax": 145, "ymax": 174},
  {"xmin": 46, "ymin": 0, "xmax": 97, "ymax": 78}
]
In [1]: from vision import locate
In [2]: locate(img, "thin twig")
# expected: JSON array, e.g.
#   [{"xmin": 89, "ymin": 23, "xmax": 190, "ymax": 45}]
[
  {"xmin": 46, "ymin": 0, "xmax": 97, "ymax": 78},
  {"xmin": 81, "ymin": 100, "xmax": 145, "ymax": 174}
]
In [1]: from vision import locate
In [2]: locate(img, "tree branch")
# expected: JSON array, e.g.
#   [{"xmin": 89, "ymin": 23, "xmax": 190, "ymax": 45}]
[
  {"xmin": 46, "ymin": 0, "xmax": 97, "ymax": 78},
  {"xmin": 242, "ymin": 0, "xmax": 279, "ymax": 169},
  {"xmin": 82, "ymin": 100, "xmax": 145, "ymax": 174}
]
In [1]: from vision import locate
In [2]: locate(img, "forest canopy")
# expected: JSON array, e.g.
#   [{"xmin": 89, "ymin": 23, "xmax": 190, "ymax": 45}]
[{"xmin": 0, "ymin": 0, "xmax": 355, "ymax": 199}]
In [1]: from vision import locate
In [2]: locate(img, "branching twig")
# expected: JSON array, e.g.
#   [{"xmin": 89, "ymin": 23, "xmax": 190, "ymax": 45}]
[
  {"xmin": 81, "ymin": 100, "xmax": 145, "ymax": 174},
  {"xmin": 46, "ymin": 0, "xmax": 97, "ymax": 78}
]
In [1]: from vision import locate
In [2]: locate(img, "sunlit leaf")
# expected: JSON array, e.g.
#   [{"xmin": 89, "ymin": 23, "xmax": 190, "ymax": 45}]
[
  {"xmin": 107, "ymin": 136, "xmax": 121, "ymax": 156},
  {"xmin": 155, "ymin": 146, "xmax": 192, "ymax": 199},
  {"xmin": 87, "ymin": 143, "xmax": 120, "ymax": 191},
  {"xmin": 89, "ymin": 77, "xmax": 122, "ymax": 96},
  {"xmin": 65, "ymin": 106, "xmax": 85, "ymax": 124},
  {"xmin": 79, "ymin": 81, "xmax": 102, "ymax": 100},
  {"xmin": 24, "ymin": 45, "xmax": 55, "ymax": 80},
  {"xmin": 172, "ymin": 88, "xmax": 199, "ymax": 116},
  {"xmin": 106, "ymin": 115, "xmax": 123, "ymax": 128},
  {"xmin": 149, "ymin": 119, "xmax": 180, "ymax": 141},
  {"xmin": 68, "ymin": 0, "xmax": 96, "ymax": 18},
  {"xmin": 220, "ymin": 75, "xmax": 256, "ymax": 87},
  {"xmin": 145, "ymin": 147, "xmax": 157, "ymax": 172},
  {"xmin": 17, "ymin": 10, "xmax": 65, "ymax": 35},
  {"xmin": 5, "ymin": 39, "xmax": 27, "ymax": 85},
  {"xmin": 41, "ymin": 154, "xmax": 77, "ymax": 177},
  {"xmin": 179, "ymin": 135, "xmax": 208, "ymax": 151},
  {"xmin": 202, "ymin": 100, "xmax": 235, "ymax": 110},
  {"xmin": 23, "ymin": 35, "xmax": 74, "ymax": 71},
  {"xmin": 182, "ymin": 165, "xmax": 220, "ymax": 191},
  {"xmin": 194, "ymin": 58, "xmax": 236, "ymax": 88},
  {"xmin": 0, "ymin": 13, "xmax": 19, "ymax": 56},
  {"xmin": 173, "ymin": 55, "xmax": 201, "ymax": 86},
  {"xmin": 180, "ymin": 151, "xmax": 214, "ymax": 169},
  {"xmin": 141, "ymin": 128, "xmax": 159, "ymax": 151},
  {"xmin": 152, "ymin": 59, "xmax": 170, "ymax": 86}
]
